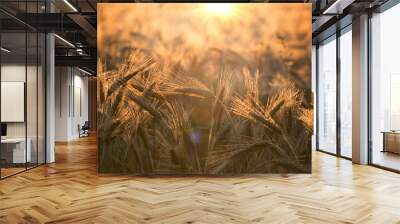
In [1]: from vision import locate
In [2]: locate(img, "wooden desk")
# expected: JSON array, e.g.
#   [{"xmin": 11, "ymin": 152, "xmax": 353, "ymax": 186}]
[
  {"xmin": 382, "ymin": 131, "xmax": 400, "ymax": 154},
  {"xmin": 1, "ymin": 138, "xmax": 32, "ymax": 164}
]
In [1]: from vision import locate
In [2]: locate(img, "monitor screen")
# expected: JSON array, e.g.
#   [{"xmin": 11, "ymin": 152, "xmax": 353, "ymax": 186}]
[{"xmin": 1, "ymin": 123, "xmax": 7, "ymax": 137}]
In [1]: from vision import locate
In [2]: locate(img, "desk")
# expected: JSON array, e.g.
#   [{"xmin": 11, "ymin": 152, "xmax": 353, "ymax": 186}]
[
  {"xmin": 382, "ymin": 131, "xmax": 400, "ymax": 154},
  {"xmin": 1, "ymin": 138, "xmax": 31, "ymax": 164}
]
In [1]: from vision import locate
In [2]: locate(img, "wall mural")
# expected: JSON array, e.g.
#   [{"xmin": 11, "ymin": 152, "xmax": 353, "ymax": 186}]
[{"xmin": 97, "ymin": 3, "xmax": 312, "ymax": 174}]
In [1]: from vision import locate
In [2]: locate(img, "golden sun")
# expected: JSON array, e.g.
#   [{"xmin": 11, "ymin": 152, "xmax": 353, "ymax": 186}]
[
  {"xmin": 205, "ymin": 3, "xmax": 234, "ymax": 16},
  {"xmin": 202, "ymin": 3, "xmax": 238, "ymax": 25}
]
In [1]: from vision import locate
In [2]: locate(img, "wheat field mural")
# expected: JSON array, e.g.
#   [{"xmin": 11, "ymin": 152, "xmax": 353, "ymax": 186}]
[{"xmin": 97, "ymin": 3, "xmax": 312, "ymax": 174}]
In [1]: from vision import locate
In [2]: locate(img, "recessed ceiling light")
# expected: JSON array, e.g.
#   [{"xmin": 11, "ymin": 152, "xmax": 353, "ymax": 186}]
[
  {"xmin": 323, "ymin": 0, "xmax": 354, "ymax": 15},
  {"xmin": 63, "ymin": 0, "xmax": 78, "ymax": 12},
  {"xmin": 78, "ymin": 67, "xmax": 94, "ymax": 76},
  {"xmin": 54, "ymin": 34, "xmax": 75, "ymax": 48},
  {"xmin": 1, "ymin": 47, "xmax": 11, "ymax": 53}
]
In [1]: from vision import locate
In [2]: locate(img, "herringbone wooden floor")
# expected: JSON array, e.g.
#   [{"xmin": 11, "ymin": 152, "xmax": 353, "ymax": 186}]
[{"xmin": 1, "ymin": 136, "xmax": 400, "ymax": 224}]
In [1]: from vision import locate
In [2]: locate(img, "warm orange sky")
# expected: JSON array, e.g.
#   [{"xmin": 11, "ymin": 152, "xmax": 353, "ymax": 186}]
[
  {"xmin": 98, "ymin": 3, "xmax": 311, "ymax": 86},
  {"xmin": 98, "ymin": 3, "xmax": 310, "ymax": 58}
]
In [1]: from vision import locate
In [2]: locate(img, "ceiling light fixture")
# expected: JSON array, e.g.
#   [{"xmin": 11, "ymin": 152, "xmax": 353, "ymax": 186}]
[
  {"xmin": 54, "ymin": 34, "xmax": 75, "ymax": 48},
  {"xmin": 63, "ymin": 0, "xmax": 78, "ymax": 12},
  {"xmin": 78, "ymin": 67, "xmax": 94, "ymax": 76},
  {"xmin": 76, "ymin": 48, "xmax": 86, "ymax": 56},
  {"xmin": 323, "ymin": 0, "xmax": 354, "ymax": 15},
  {"xmin": 323, "ymin": 0, "xmax": 341, "ymax": 14},
  {"xmin": 1, "ymin": 47, "xmax": 11, "ymax": 53}
]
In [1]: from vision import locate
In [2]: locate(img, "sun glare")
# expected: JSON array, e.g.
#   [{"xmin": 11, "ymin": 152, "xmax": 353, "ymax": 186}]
[{"xmin": 205, "ymin": 3, "xmax": 234, "ymax": 16}]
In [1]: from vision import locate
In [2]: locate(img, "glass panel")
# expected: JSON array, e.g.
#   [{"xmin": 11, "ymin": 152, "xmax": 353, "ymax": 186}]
[
  {"xmin": 27, "ymin": 31, "xmax": 38, "ymax": 169},
  {"xmin": 371, "ymin": 4, "xmax": 400, "ymax": 171},
  {"xmin": 1, "ymin": 31, "xmax": 27, "ymax": 177},
  {"xmin": 339, "ymin": 28, "xmax": 352, "ymax": 158},
  {"xmin": 317, "ymin": 36, "xmax": 337, "ymax": 154},
  {"xmin": 26, "ymin": 0, "xmax": 39, "ymax": 169},
  {"xmin": 38, "ymin": 33, "xmax": 45, "ymax": 165},
  {"xmin": 0, "ymin": 1, "xmax": 46, "ymax": 179}
]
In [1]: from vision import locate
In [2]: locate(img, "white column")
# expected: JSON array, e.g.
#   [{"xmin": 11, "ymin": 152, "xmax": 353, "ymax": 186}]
[
  {"xmin": 46, "ymin": 32, "xmax": 55, "ymax": 163},
  {"xmin": 55, "ymin": 67, "xmax": 73, "ymax": 141},
  {"xmin": 352, "ymin": 14, "xmax": 369, "ymax": 164}
]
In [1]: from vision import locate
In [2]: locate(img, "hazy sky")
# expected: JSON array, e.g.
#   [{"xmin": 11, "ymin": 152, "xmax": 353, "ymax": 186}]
[
  {"xmin": 98, "ymin": 3, "xmax": 311, "ymax": 87},
  {"xmin": 98, "ymin": 3, "xmax": 310, "ymax": 58}
]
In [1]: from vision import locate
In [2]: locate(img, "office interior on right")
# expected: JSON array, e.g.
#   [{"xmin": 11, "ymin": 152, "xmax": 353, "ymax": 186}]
[
  {"xmin": 370, "ymin": 5, "xmax": 400, "ymax": 171},
  {"xmin": 314, "ymin": 2, "xmax": 400, "ymax": 172}
]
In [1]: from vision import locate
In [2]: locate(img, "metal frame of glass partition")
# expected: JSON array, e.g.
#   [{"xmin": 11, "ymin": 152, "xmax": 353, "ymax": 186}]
[
  {"xmin": 367, "ymin": 0, "xmax": 400, "ymax": 173},
  {"xmin": 315, "ymin": 24, "xmax": 353, "ymax": 161},
  {"xmin": 0, "ymin": 1, "xmax": 47, "ymax": 180}
]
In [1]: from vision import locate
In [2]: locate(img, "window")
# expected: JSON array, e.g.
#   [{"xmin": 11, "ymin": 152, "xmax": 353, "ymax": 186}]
[
  {"xmin": 339, "ymin": 27, "xmax": 352, "ymax": 158},
  {"xmin": 317, "ymin": 36, "xmax": 337, "ymax": 154},
  {"xmin": 370, "ymin": 3, "xmax": 400, "ymax": 171},
  {"xmin": 316, "ymin": 26, "xmax": 353, "ymax": 159}
]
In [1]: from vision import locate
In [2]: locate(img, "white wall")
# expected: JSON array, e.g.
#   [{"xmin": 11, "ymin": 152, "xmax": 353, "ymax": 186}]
[
  {"xmin": 1, "ymin": 63, "xmax": 46, "ymax": 164},
  {"xmin": 55, "ymin": 67, "xmax": 70, "ymax": 141},
  {"xmin": 1, "ymin": 65, "xmax": 27, "ymax": 140},
  {"xmin": 55, "ymin": 67, "xmax": 89, "ymax": 141},
  {"xmin": 71, "ymin": 73, "xmax": 89, "ymax": 138},
  {"xmin": 1, "ymin": 65, "xmax": 38, "ymax": 137}
]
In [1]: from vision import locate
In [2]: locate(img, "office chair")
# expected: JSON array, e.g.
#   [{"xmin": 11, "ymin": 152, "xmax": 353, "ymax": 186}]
[{"xmin": 79, "ymin": 121, "xmax": 90, "ymax": 138}]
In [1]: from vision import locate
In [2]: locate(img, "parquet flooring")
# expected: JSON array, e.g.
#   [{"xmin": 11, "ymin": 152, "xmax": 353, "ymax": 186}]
[
  {"xmin": 1, "ymin": 167, "xmax": 26, "ymax": 178},
  {"xmin": 1, "ymin": 135, "xmax": 400, "ymax": 223}
]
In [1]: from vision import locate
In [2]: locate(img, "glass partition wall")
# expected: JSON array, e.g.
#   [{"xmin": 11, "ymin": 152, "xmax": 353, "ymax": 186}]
[
  {"xmin": 0, "ymin": 3, "xmax": 46, "ymax": 179},
  {"xmin": 316, "ymin": 26, "xmax": 352, "ymax": 159},
  {"xmin": 0, "ymin": 30, "xmax": 27, "ymax": 177},
  {"xmin": 370, "ymin": 3, "xmax": 400, "ymax": 171}
]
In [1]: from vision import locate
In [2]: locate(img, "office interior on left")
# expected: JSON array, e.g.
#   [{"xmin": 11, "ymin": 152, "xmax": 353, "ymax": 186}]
[{"xmin": 0, "ymin": 2, "xmax": 46, "ymax": 178}]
